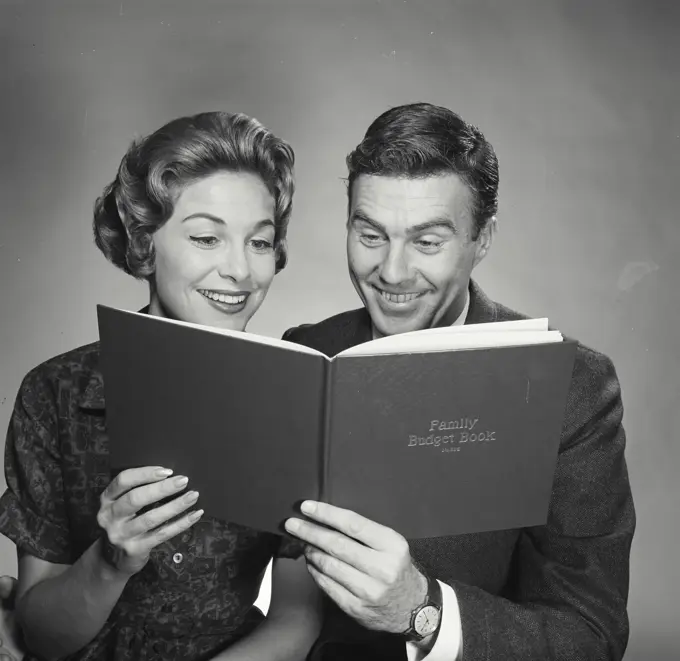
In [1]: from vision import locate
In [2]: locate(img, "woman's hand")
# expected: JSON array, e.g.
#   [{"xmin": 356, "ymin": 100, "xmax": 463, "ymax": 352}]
[
  {"xmin": 0, "ymin": 575, "xmax": 24, "ymax": 660},
  {"xmin": 96, "ymin": 466, "xmax": 203, "ymax": 576}
]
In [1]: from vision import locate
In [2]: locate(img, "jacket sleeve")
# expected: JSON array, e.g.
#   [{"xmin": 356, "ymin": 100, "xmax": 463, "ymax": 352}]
[
  {"xmin": 282, "ymin": 325, "xmax": 312, "ymax": 343},
  {"xmin": 449, "ymin": 350, "xmax": 635, "ymax": 661}
]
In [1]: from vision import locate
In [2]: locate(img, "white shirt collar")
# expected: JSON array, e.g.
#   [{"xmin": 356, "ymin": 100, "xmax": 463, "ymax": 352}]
[{"xmin": 452, "ymin": 290, "xmax": 470, "ymax": 326}]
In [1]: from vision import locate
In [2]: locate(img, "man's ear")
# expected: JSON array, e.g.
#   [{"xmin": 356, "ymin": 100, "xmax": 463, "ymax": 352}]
[{"xmin": 473, "ymin": 216, "xmax": 496, "ymax": 267}]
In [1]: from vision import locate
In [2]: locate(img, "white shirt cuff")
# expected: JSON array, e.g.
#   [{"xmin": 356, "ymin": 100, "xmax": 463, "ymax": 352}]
[{"xmin": 405, "ymin": 580, "xmax": 463, "ymax": 661}]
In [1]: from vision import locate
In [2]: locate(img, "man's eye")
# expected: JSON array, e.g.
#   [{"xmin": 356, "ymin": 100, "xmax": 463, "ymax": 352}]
[
  {"xmin": 190, "ymin": 236, "xmax": 219, "ymax": 248},
  {"xmin": 360, "ymin": 233, "xmax": 386, "ymax": 246},
  {"xmin": 416, "ymin": 238, "xmax": 444, "ymax": 252}
]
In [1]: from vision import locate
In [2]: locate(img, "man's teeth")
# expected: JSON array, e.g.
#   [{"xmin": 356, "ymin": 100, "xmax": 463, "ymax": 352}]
[
  {"xmin": 378, "ymin": 290, "xmax": 421, "ymax": 303},
  {"xmin": 200, "ymin": 290, "xmax": 247, "ymax": 304}
]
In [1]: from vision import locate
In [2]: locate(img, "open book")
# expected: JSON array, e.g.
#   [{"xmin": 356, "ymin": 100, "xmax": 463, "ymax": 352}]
[{"xmin": 98, "ymin": 306, "xmax": 576, "ymax": 539}]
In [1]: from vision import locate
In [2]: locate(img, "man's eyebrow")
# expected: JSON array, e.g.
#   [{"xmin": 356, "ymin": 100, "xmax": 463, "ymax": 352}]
[
  {"xmin": 349, "ymin": 210, "xmax": 387, "ymax": 233},
  {"xmin": 407, "ymin": 217, "xmax": 458, "ymax": 235},
  {"xmin": 350, "ymin": 210, "xmax": 457, "ymax": 234}
]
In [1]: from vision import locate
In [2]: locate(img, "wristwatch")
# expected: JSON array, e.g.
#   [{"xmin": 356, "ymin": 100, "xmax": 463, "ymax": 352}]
[{"xmin": 403, "ymin": 572, "xmax": 443, "ymax": 642}]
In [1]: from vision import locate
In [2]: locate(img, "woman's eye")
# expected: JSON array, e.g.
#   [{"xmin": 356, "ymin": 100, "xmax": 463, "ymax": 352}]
[
  {"xmin": 190, "ymin": 236, "xmax": 219, "ymax": 248},
  {"xmin": 249, "ymin": 239, "xmax": 274, "ymax": 252}
]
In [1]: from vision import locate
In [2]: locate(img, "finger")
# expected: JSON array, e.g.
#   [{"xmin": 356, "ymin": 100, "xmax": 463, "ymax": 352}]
[
  {"xmin": 125, "ymin": 490, "xmax": 200, "ymax": 537},
  {"xmin": 305, "ymin": 546, "xmax": 383, "ymax": 602},
  {"xmin": 285, "ymin": 519, "xmax": 381, "ymax": 576},
  {"xmin": 111, "ymin": 475, "xmax": 189, "ymax": 519},
  {"xmin": 140, "ymin": 508, "xmax": 204, "ymax": 551},
  {"xmin": 0, "ymin": 576, "xmax": 15, "ymax": 600},
  {"xmin": 299, "ymin": 501, "xmax": 401, "ymax": 551},
  {"xmin": 306, "ymin": 564, "xmax": 362, "ymax": 619},
  {"xmin": 102, "ymin": 466, "xmax": 173, "ymax": 502}
]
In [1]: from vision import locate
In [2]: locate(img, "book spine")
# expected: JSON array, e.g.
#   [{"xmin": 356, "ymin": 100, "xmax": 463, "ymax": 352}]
[{"xmin": 319, "ymin": 360, "xmax": 335, "ymax": 502}]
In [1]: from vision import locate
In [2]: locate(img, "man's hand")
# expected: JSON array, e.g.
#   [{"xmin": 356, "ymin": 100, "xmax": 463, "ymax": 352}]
[
  {"xmin": 0, "ymin": 575, "xmax": 25, "ymax": 660},
  {"xmin": 284, "ymin": 501, "xmax": 427, "ymax": 634}
]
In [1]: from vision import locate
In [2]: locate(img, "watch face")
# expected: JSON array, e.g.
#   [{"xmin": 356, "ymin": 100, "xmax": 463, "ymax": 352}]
[{"xmin": 414, "ymin": 605, "xmax": 440, "ymax": 636}]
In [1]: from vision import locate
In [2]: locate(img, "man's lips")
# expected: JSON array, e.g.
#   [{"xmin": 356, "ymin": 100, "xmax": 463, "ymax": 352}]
[{"xmin": 371, "ymin": 285, "xmax": 427, "ymax": 305}]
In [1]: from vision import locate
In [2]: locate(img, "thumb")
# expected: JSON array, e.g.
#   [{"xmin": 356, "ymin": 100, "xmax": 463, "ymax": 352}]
[{"xmin": 0, "ymin": 576, "xmax": 17, "ymax": 601}]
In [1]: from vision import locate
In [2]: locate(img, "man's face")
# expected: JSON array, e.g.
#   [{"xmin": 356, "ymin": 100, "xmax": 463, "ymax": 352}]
[{"xmin": 347, "ymin": 174, "xmax": 492, "ymax": 338}]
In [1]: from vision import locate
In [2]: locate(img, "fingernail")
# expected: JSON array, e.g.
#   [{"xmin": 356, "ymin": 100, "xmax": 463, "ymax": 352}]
[
  {"xmin": 155, "ymin": 468, "xmax": 173, "ymax": 477},
  {"xmin": 190, "ymin": 509, "xmax": 204, "ymax": 521},
  {"xmin": 285, "ymin": 518, "xmax": 300, "ymax": 532},
  {"xmin": 300, "ymin": 501, "xmax": 316, "ymax": 515},
  {"xmin": 174, "ymin": 476, "xmax": 189, "ymax": 488},
  {"xmin": 184, "ymin": 490, "xmax": 199, "ymax": 503}
]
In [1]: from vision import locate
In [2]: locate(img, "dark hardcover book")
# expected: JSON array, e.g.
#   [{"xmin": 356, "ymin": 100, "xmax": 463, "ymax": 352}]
[{"xmin": 98, "ymin": 306, "xmax": 577, "ymax": 539}]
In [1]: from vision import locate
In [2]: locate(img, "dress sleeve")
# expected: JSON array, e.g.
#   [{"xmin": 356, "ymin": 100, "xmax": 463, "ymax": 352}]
[
  {"xmin": 274, "ymin": 534, "xmax": 306, "ymax": 560},
  {"xmin": 0, "ymin": 368, "xmax": 73, "ymax": 564}
]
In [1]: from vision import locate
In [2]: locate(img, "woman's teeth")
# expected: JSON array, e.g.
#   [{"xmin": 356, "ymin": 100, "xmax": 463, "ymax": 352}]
[{"xmin": 199, "ymin": 290, "xmax": 247, "ymax": 304}]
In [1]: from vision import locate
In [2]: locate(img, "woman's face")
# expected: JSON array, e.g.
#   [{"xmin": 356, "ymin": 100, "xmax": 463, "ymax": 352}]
[{"xmin": 149, "ymin": 171, "xmax": 277, "ymax": 331}]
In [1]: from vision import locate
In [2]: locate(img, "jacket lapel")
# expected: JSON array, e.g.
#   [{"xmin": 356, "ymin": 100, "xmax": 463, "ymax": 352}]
[{"xmin": 465, "ymin": 279, "xmax": 499, "ymax": 325}]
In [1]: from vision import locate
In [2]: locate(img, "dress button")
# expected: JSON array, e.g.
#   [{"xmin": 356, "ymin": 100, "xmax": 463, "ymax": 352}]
[{"xmin": 172, "ymin": 552, "xmax": 183, "ymax": 564}]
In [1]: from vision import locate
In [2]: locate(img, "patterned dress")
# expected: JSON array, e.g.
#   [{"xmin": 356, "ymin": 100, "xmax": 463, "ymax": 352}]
[{"xmin": 0, "ymin": 341, "xmax": 304, "ymax": 660}]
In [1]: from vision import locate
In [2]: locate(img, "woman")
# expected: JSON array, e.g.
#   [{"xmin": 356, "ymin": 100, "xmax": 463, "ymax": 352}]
[{"xmin": 0, "ymin": 111, "xmax": 321, "ymax": 660}]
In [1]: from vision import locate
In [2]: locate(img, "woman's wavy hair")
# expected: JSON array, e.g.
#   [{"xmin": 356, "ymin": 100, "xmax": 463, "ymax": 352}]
[{"xmin": 93, "ymin": 111, "xmax": 295, "ymax": 277}]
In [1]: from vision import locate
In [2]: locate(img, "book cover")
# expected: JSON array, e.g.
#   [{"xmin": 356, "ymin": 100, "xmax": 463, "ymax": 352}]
[{"xmin": 98, "ymin": 306, "xmax": 576, "ymax": 539}]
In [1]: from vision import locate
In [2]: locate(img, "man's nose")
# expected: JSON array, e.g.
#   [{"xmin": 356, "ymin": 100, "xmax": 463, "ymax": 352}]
[
  {"xmin": 217, "ymin": 243, "xmax": 249, "ymax": 282},
  {"xmin": 378, "ymin": 243, "xmax": 411, "ymax": 285}
]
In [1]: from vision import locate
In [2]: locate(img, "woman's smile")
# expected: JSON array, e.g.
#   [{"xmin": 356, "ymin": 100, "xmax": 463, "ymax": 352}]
[{"xmin": 197, "ymin": 288, "xmax": 251, "ymax": 314}]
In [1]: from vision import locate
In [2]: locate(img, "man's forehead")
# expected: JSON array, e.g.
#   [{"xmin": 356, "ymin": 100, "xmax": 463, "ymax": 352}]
[{"xmin": 350, "ymin": 174, "xmax": 471, "ymax": 223}]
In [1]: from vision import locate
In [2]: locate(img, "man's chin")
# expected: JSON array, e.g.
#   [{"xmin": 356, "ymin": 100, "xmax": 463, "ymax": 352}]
[
  {"xmin": 368, "ymin": 307, "xmax": 429, "ymax": 338},
  {"xmin": 360, "ymin": 287, "xmax": 432, "ymax": 337}
]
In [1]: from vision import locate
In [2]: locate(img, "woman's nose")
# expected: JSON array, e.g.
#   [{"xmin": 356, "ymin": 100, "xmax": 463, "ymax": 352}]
[{"xmin": 217, "ymin": 244, "xmax": 249, "ymax": 282}]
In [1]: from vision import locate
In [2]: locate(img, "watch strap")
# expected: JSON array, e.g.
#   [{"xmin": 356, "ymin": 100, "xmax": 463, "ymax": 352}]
[{"xmin": 403, "ymin": 572, "xmax": 442, "ymax": 642}]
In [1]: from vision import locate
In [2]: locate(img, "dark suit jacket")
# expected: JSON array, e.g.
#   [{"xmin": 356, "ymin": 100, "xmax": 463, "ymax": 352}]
[{"xmin": 283, "ymin": 281, "xmax": 635, "ymax": 661}]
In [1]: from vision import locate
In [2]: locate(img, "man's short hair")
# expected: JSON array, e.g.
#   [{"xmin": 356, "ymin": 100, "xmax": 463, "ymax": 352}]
[{"xmin": 346, "ymin": 103, "xmax": 499, "ymax": 238}]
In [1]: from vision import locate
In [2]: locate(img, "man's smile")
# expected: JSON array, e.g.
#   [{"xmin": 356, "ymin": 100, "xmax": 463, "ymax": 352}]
[{"xmin": 370, "ymin": 285, "xmax": 428, "ymax": 309}]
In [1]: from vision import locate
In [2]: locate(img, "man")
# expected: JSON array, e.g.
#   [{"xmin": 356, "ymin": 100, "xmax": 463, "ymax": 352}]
[
  {"xmin": 0, "ymin": 102, "xmax": 635, "ymax": 660},
  {"xmin": 281, "ymin": 103, "xmax": 635, "ymax": 660}
]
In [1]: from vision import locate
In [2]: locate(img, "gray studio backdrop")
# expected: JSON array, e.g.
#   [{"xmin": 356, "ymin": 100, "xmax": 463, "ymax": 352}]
[{"xmin": 0, "ymin": 1, "xmax": 677, "ymax": 659}]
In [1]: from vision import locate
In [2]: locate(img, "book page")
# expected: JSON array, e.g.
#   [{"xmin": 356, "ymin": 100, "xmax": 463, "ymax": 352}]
[
  {"xmin": 337, "ymin": 329, "xmax": 564, "ymax": 357},
  {"xmin": 100, "ymin": 306, "xmax": 327, "ymax": 358},
  {"xmin": 394, "ymin": 317, "xmax": 550, "ymax": 335}
]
